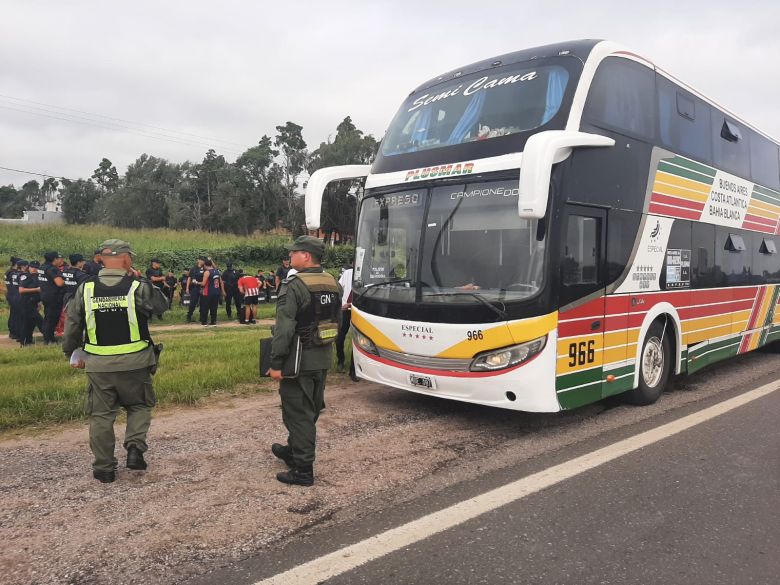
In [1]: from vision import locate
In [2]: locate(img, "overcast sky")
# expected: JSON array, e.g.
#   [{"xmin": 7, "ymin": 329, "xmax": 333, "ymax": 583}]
[{"xmin": 1, "ymin": 0, "xmax": 778, "ymax": 187}]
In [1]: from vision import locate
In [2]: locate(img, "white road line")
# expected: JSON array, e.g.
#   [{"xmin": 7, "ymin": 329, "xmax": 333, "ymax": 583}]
[{"xmin": 255, "ymin": 381, "xmax": 779, "ymax": 585}]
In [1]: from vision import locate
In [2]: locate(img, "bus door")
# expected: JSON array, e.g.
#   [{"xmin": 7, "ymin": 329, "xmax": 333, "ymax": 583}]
[{"xmin": 556, "ymin": 205, "xmax": 607, "ymax": 409}]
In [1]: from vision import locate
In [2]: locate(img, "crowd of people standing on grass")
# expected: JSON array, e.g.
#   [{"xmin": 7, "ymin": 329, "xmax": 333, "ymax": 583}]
[{"xmin": 3, "ymin": 249, "xmax": 301, "ymax": 345}]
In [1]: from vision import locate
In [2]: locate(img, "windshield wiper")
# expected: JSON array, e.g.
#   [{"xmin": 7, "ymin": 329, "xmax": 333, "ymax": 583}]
[
  {"xmin": 424, "ymin": 291, "xmax": 508, "ymax": 321},
  {"xmin": 356, "ymin": 279, "xmax": 413, "ymax": 298}
]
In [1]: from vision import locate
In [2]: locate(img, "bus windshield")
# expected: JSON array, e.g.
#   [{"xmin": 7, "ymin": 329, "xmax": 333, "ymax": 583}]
[
  {"xmin": 354, "ymin": 181, "xmax": 546, "ymax": 305},
  {"xmin": 381, "ymin": 63, "xmax": 570, "ymax": 157}
]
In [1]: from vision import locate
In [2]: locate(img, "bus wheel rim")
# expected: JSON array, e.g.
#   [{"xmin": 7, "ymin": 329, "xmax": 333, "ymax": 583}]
[{"xmin": 642, "ymin": 337, "xmax": 664, "ymax": 387}]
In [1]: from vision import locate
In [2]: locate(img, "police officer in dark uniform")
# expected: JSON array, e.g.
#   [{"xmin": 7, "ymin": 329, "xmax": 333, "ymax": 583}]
[
  {"xmin": 275, "ymin": 257, "xmax": 291, "ymax": 295},
  {"xmin": 164, "ymin": 271, "xmax": 177, "ymax": 308},
  {"xmin": 83, "ymin": 249, "xmax": 103, "ymax": 276},
  {"xmin": 146, "ymin": 258, "xmax": 167, "ymax": 319},
  {"xmin": 145, "ymin": 258, "xmax": 166, "ymax": 292},
  {"xmin": 178, "ymin": 270, "xmax": 189, "ymax": 306},
  {"xmin": 62, "ymin": 254, "xmax": 89, "ymax": 307},
  {"xmin": 268, "ymin": 236, "xmax": 341, "ymax": 487},
  {"xmin": 4, "ymin": 257, "xmax": 20, "ymax": 340},
  {"xmin": 17, "ymin": 260, "xmax": 44, "ymax": 346},
  {"xmin": 199, "ymin": 259, "xmax": 224, "ymax": 326},
  {"xmin": 185, "ymin": 257, "xmax": 206, "ymax": 323},
  {"xmin": 63, "ymin": 239, "xmax": 169, "ymax": 483},
  {"xmin": 222, "ymin": 261, "xmax": 241, "ymax": 320},
  {"xmin": 39, "ymin": 251, "xmax": 66, "ymax": 344}
]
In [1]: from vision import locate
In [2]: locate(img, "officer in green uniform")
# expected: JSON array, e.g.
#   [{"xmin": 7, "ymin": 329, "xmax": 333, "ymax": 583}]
[
  {"xmin": 268, "ymin": 236, "xmax": 342, "ymax": 487},
  {"xmin": 62, "ymin": 239, "xmax": 169, "ymax": 483}
]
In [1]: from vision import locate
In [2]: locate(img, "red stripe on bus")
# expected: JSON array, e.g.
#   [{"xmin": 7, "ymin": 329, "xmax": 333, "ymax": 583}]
[
  {"xmin": 741, "ymin": 221, "xmax": 775, "ymax": 234},
  {"xmin": 743, "ymin": 213, "xmax": 776, "ymax": 226},
  {"xmin": 648, "ymin": 202, "xmax": 702, "ymax": 220},
  {"xmin": 678, "ymin": 298, "xmax": 754, "ymax": 320},
  {"xmin": 559, "ymin": 297, "xmax": 604, "ymax": 321},
  {"xmin": 746, "ymin": 287, "xmax": 766, "ymax": 330},
  {"xmin": 651, "ymin": 192, "xmax": 705, "ymax": 211}
]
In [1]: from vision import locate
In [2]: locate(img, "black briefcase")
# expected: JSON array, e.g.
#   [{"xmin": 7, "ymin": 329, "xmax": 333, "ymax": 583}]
[{"xmin": 259, "ymin": 335, "xmax": 301, "ymax": 378}]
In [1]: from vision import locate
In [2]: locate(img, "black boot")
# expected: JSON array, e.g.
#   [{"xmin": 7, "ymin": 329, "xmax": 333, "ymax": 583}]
[
  {"xmin": 271, "ymin": 443, "xmax": 295, "ymax": 467},
  {"xmin": 93, "ymin": 470, "xmax": 116, "ymax": 483},
  {"xmin": 126, "ymin": 445, "xmax": 148, "ymax": 470},
  {"xmin": 276, "ymin": 465, "xmax": 314, "ymax": 487}
]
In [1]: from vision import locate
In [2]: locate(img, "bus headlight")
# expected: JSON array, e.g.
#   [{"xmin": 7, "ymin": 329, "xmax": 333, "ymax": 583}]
[
  {"xmin": 469, "ymin": 335, "xmax": 547, "ymax": 372},
  {"xmin": 352, "ymin": 326, "xmax": 379, "ymax": 356}
]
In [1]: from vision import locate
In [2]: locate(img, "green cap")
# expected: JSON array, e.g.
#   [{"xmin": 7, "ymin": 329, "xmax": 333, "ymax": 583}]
[
  {"xmin": 285, "ymin": 235, "xmax": 325, "ymax": 257},
  {"xmin": 98, "ymin": 238, "xmax": 135, "ymax": 257}
]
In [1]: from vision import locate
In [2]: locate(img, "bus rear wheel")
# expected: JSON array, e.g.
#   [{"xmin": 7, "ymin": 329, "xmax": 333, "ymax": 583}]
[{"xmin": 624, "ymin": 321, "xmax": 672, "ymax": 406}]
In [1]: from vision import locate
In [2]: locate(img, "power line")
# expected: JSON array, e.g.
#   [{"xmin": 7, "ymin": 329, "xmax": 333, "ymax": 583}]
[
  {"xmin": 0, "ymin": 93, "xmax": 247, "ymax": 149},
  {"xmin": 0, "ymin": 104, "xmax": 244, "ymax": 156},
  {"xmin": 0, "ymin": 164, "xmax": 76, "ymax": 182}
]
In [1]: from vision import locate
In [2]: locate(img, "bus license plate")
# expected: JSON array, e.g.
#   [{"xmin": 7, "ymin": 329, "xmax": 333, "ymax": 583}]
[{"xmin": 409, "ymin": 374, "xmax": 435, "ymax": 389}]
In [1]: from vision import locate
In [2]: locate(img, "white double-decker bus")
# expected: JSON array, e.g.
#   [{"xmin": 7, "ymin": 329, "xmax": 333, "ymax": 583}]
[{"xmin": 306, "ymin": 40, "xmax": 780, "ymax": 412}]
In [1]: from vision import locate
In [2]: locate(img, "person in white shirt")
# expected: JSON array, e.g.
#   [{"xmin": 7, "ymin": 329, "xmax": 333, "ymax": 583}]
[{"xmin": 336, "ymin": 264, "xmax": 357, "ymax": 380}]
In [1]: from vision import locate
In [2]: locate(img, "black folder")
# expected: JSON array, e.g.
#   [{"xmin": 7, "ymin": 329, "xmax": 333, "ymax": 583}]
[{"xmin": 259, "ymin": 335, "xmax": 301, "ymax": 378}]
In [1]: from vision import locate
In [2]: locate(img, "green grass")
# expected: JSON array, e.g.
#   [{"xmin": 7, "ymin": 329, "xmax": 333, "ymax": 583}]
[
  {"xmin": 0, "ymin": 324, "xmax": 355, "ymax": 431},
  {"xmin": 0, "ymin": 223, "xmax": 288, "ymax": 260},
  {"xmin": 0, "ymin": 327, "xmax": 272, "ymax": 430}
]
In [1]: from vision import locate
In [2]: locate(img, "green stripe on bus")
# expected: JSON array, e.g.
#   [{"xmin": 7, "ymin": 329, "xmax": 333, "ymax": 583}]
[
  {"xmin": 556, "ymin": 366, "xmax": 602, "ymax": 391},
  {"xmin": 657, "ymin": 161, "xmax": 715, "ymax": 185},
  {"xmin": 687, "ymin": 341, "xmax": 740, "ymax": 375},
  {"xmin": 687, "ymin": 335, "xmax": 741, "ymax": 359},
  {"xmin": 664, "ymin": 156, "xmax": 717, "ymax": 178},
  {"xmin": 751, "ymin": 191, "xmax": 780, "ymax": 207},
  {"xmin": 602, "ymin": 364, "xmax": 635, "ymax": 398},
  {"xmin": 752, "ymin": 184, "xmax": 780, "ymax": 201},
  {"xmin": 765, "ymin": 325, "xmax": 780, "ymax": 343},
  {"xmin": 765, "ymin": 287, "xmax": 780, "ymax": 328},
  {"xmin": 557, "ymin": 383, "xmax": 602, "ymax": 410}
]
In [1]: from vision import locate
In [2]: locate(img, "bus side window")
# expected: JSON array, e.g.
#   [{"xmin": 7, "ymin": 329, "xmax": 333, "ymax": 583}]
[
  {"xmin": 716, "ymin": 228, "xmax": 751, "ymax": 286},
  {"xmin": 712, "ymin": 115, "xmax": 751, "ymax": 179},
  {"xmin": 582, "ymin": 56, "xmax": 656, "ymax": 141},
  {"xmin": 692, "ymin": 223, "xmax": 715, "ymax": 288},
  {"xmin": 560, "ymin": 211, "xmax": 604, "ymax": 307},
  {"xmin": 657, "ymin": 74, "xmax": 712, "ymax": 165},
  {"xmin": 749, "ymin": 132, "xmax": 780, "ymax": 190}
]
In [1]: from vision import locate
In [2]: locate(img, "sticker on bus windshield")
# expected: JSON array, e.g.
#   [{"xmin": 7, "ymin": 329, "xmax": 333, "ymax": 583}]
[{"xmin": 665, "ymin": 249, "xmax": 691, "ymax": 289}]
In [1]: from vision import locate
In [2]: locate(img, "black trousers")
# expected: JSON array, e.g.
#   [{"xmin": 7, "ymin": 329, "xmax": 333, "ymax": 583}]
[
  {"xmin": 7, "ymin": 295, "xmax": 19, "ymax": 339},
  {"xmin": 187, "ymin": 287, "xmax": 202, "ymax": 319},
  {"xmin": 42, "ymin": 297, "xmax": 63, "ymax": 343},
  {"xmin": 224, "ymin": 287, "xmax": 242, "ymax": 319},
  {"xmin": 200, "ymin": 294, "xmax": 219, "ymax": 324},
  {"xmin": 335, "ymin": 309, "xmax": 355, "ymax": 376},
  {"xmin": 20, "ymin": 300, "xmax": 42, "ymax": 345}
]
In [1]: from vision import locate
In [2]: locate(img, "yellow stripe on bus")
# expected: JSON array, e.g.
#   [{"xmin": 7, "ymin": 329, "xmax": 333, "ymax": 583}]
[
  {"xmin": 654, "ymin": 171, "xmax": 711, "ymax": 194},
  {"xmin": 652, "ymin": 180, "xmax": 709, "ymax": 202},
  {"xmin": 351, "ymin": 310, "xmax": 402, "ymax": 352},
  {"xmin": 437, "ymin": 312, "xmax": 557, "ymax": 359},
  {"xmin": 555, "ymin": 334, "xmax": 604, "ymax": 374},
  {"xmin": 684, "ymin": 324, "xmax": 732, "ymax": 345}
]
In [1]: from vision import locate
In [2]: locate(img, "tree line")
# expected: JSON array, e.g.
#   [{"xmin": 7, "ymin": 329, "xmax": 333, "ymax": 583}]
[{"xmin": 0, "ymin": 117, "xmax": 378, "ymax": 238}]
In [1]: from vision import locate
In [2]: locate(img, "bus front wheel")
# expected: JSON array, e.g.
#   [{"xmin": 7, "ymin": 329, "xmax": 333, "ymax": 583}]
[{"xmin": 624, "ymin": 320, "xmax": 672, "ymax": 406}]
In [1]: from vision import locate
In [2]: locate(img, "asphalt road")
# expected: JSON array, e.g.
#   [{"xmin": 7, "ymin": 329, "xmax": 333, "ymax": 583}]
[{"xmin": 192, "ymin": 377, "xmax": 779, "ymax": 585}]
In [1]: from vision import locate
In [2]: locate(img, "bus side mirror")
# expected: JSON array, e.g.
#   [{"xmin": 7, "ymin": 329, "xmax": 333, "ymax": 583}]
[
  {"xmin": 305, "ymin": 165, "xmax": 372, "ymax": 229},
  {"xmin": 518, "ymin": 131, "xmax": 615, "ymax": 219}
]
